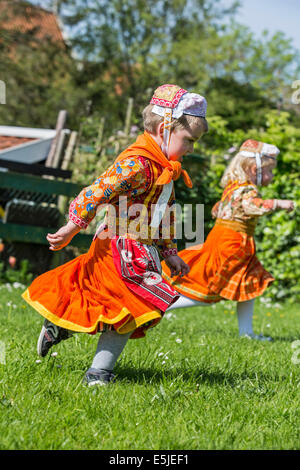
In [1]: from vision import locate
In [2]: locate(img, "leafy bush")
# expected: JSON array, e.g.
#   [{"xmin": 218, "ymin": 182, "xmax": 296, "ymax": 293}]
[{"xmin": 0, "ymin": 259, "xmax": 33, "ymax": 285}]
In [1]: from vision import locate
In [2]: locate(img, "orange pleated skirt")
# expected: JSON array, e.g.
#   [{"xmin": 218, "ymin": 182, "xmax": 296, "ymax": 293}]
[
  {"xmin": 162, "ymin": 224, "xmax": 274, "ymax": 303},
  {"xmin": 22, "ymin": 237, "xmax": 163, "ymax": 339}
]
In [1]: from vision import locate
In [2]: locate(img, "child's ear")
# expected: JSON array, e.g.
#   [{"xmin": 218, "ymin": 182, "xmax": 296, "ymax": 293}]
[
  {"xmin": 250, "ymin": 163, "xmax": 257, "ymax": 176},
  {"xmin": 158, "ymin": 121, "xmax": 164, "ymax": 137}
]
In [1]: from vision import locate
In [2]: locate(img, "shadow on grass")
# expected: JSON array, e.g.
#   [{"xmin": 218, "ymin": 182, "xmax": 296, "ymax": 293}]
[
  {"xmin": 114, "ymin": 364, "xmax": 278, "ymax": 387},
  {"xmin": 268, "ymin": 335, "xmax": 300, "ymax": 342}
]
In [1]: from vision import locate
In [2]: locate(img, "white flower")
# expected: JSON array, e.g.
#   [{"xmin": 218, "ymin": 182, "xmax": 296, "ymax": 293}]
[
  {"xmin": 162, "ymin": 361, "xmax": 166, "ymax": 365},
  {"xmin": 35, "ymin": 360, "xmax": 42, "ymax": 364},
  {"xmin": 158, "ymin": 352, "xmax": 164, "ymax": 357},
  {"xmin": 13, "ymin": 282, "xmax": 25, "ymax": 289},
  {"xmin": 51, "ymin": 352, "xmax": 58, "ymax": 357},
  {"xmin": 175, "ymin": 338, "xmax": 182, "ymax": 343},
  {"xmin": 165, "ymin": 313, "xmax": 173, "ymax": 319},
  {"xmin": 266, "ymin": 324, "xmax": 271, "ymax": 328}
]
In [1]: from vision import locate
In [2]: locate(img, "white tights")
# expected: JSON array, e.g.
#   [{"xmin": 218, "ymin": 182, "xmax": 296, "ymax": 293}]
[
  {"xmin": 91, "ymin": 330, "xmax": 131, "ymax": 371},
  {"xmin": 168, "ymin": 295, "xmax": 255, "ymax": 336}
]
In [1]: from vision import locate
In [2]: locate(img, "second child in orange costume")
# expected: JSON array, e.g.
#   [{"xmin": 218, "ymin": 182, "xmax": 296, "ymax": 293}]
[
  {"xmin": 162, "ymin": 140, "xmax": 295, "ymax": 340},
  {"xmin": 22, "ymin": 84, "xmax": 208, "ymax": 385}
]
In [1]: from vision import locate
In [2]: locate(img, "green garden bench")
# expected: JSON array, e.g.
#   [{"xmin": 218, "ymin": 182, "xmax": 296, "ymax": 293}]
[{"xmin": 0, "ymin": 159, "xmax": 93, "ymax": 250}]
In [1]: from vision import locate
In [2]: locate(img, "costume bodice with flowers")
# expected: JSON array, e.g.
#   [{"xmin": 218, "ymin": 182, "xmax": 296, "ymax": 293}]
[
  {"xmin": 211, "ymin": 181, "xmax": 277, "ymax": 223},
  {"xmin": 69, "ymin": 155, "xmax": 177, "ymax": 257}
]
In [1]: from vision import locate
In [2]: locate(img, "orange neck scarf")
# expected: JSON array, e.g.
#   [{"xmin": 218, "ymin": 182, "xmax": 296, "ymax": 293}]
[{"xmin": 115, "ymin": 132, "xmax": 193, "ymax": 188}]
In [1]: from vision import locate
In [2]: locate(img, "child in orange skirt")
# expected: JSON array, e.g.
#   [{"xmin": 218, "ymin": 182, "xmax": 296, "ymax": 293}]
[
  {"xmin": 162, "ymin": 139, "xmax": 295, "ymax": 340},
  {"xmin": 22, "ymin": 84, "xmax": 208, "ymax": 385}
]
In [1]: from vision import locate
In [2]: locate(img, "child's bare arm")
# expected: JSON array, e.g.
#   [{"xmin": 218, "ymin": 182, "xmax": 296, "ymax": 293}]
[{"xmin": 47, "ymin": 221, "xmax": 81, "ymax": 251}]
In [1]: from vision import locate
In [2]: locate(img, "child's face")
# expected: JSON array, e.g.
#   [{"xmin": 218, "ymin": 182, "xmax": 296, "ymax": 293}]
[
  {"xmin": 248, "ymin": 159, "xmax": 276, "ymax": 186},
  {"xmin": 261, "ymin": 163, "xmax": 276, "ymax": 186},
  {"xmin": 167, "ymin": 125, "xmax": 205, "ymax": 162}
]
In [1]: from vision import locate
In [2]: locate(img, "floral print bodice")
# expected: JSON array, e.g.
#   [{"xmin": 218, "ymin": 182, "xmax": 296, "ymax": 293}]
[
  {"xmin": 69, "ymin": 155, "xmax": 177, "ymax": 257},
  {"xmin": 212, "ymin": 181, "xmax": 277, "ymax": 222}
]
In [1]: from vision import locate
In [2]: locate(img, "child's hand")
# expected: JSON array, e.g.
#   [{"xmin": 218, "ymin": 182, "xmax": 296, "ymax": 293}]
[
  {"xmin": 278, "ymin": 200, "xmax": 295, "ymax": 212},
  {"xmin": 47, "ymin": 221, "xmax": 81, "ymax": 251},
  {"xmin": 164, "ymin": 255, "xmax": 190, "ymax": 278}
]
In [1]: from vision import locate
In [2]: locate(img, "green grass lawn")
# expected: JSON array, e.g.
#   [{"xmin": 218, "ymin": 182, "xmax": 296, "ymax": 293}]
[{"xmin": 0, "ymin": 283, "xmax": 300, "ymax": 450}]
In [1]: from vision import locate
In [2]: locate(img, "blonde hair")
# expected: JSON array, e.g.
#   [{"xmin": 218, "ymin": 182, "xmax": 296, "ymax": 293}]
[
  {"xmin": 220, "ymin": 152, "xmax": 277, "ymax": 188},
  {"xmin": 142, "ymin": 104, "xmax": 208, "ymax": 134}
]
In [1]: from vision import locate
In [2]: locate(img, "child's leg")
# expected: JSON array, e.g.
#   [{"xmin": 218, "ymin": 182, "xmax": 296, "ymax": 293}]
[
  {"xmin": 236, "ymin": 299, "xmax": 255, "ymax": 336},
  {"xmin": 167, "ymin": 294, "xmax": 208, "ymax": 311},
  {"xmin": 236, "ymin": 299, "xmax": 272, "ymax": 341},
  {"xmin": 85, "ymin": 330, "xmax": 131, "ymax": 386}
]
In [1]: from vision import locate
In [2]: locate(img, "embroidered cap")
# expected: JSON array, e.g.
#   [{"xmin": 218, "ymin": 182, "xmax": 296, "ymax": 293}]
[
  {"xmin": 150, "ymin": 84, "xmax": 207, "ymax": 154},
  {"xmin": 239, "ymin": 139, "xmax": 280, "ymax": 185},
  {"xmin": 151, "ymin": 84, "xmax": 207, "ymax": 118}
]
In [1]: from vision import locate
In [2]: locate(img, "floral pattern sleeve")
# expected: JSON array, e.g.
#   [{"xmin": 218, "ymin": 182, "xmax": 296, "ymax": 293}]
[
  {"xmin": 69, "ymin": 157, "xmax": 149, "ymax": 229},
  {"xmin": 241, "ymin": 187, "xmax": 277, "ymax": 217},
  {"xmin": 211, "ymin": 201, "xmax": 221, "ymax": 219}
]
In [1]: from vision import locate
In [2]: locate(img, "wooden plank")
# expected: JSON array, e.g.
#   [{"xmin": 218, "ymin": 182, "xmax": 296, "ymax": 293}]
[
  {"xmin": 61, "ymin": 131, "xmax": 77, "ymax": 170},
  {"xmin": 0, "ymin": 222, "xmax": 93, "ymax": 249},
  {"xmin": 45, "ymin": 110, "xmax": 68, "ymax": 167},
  {"xmin": 0, "ymin": 171, "xmax": 84, "ymax": 197},
  {"xmin": 52, "ymin": 129, "xmax": 69, "ymax": 168},
  {"xmin": 0, "ymin": 158, "xmax": 72, "ymax": 178}
]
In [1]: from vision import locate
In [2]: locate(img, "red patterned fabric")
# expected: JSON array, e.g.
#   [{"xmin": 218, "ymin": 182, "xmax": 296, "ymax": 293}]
[
  {"xmin": 150, "ymin": 84, "xmax": 187, "ymax": 108},
  {"xmin": 111, "ymin": 236, "xmax": 179, "ymax": 311}
]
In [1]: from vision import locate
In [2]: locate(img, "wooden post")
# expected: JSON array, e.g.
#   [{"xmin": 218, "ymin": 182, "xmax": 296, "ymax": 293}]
[
  {"xmin": 45, "ymin": 110, "xmax": 67, "ymax": 167},
  {"xmin": 124, "ymin": 98, "xmax": 133, "ymax": 136},
  {"xmin": 95, "ymin": 117, "xmax": 105, "ymax": 155},
  {"xmin": 61, "ymin": 131, "xmax": 78, "ymax": 171},
  {"xmin": 57, "ymin": 131, "xmax": 78, "ymax": 249},
  {"xmin": 52, "ymin": 129, "xmax": 70, "ymax": 168}
]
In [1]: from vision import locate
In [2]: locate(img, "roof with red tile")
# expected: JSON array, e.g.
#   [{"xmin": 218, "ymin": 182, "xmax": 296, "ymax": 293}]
[
  {"xmin": 0, "ymin": 136, "xmax": 37, "ymax": 151},
  {"xmin": 1, "ymin": 1, "xmax": 65, "ymax": 44}
]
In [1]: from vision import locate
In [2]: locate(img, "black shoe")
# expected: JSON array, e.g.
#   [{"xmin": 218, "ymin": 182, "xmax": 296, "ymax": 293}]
[
  {"xmin": 37, "ymin": 319, "xmax": 73, "ymax": 357},
  {"xmin": 84, "ymin": 368, "xmax": 116, "ymax": 387}
]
